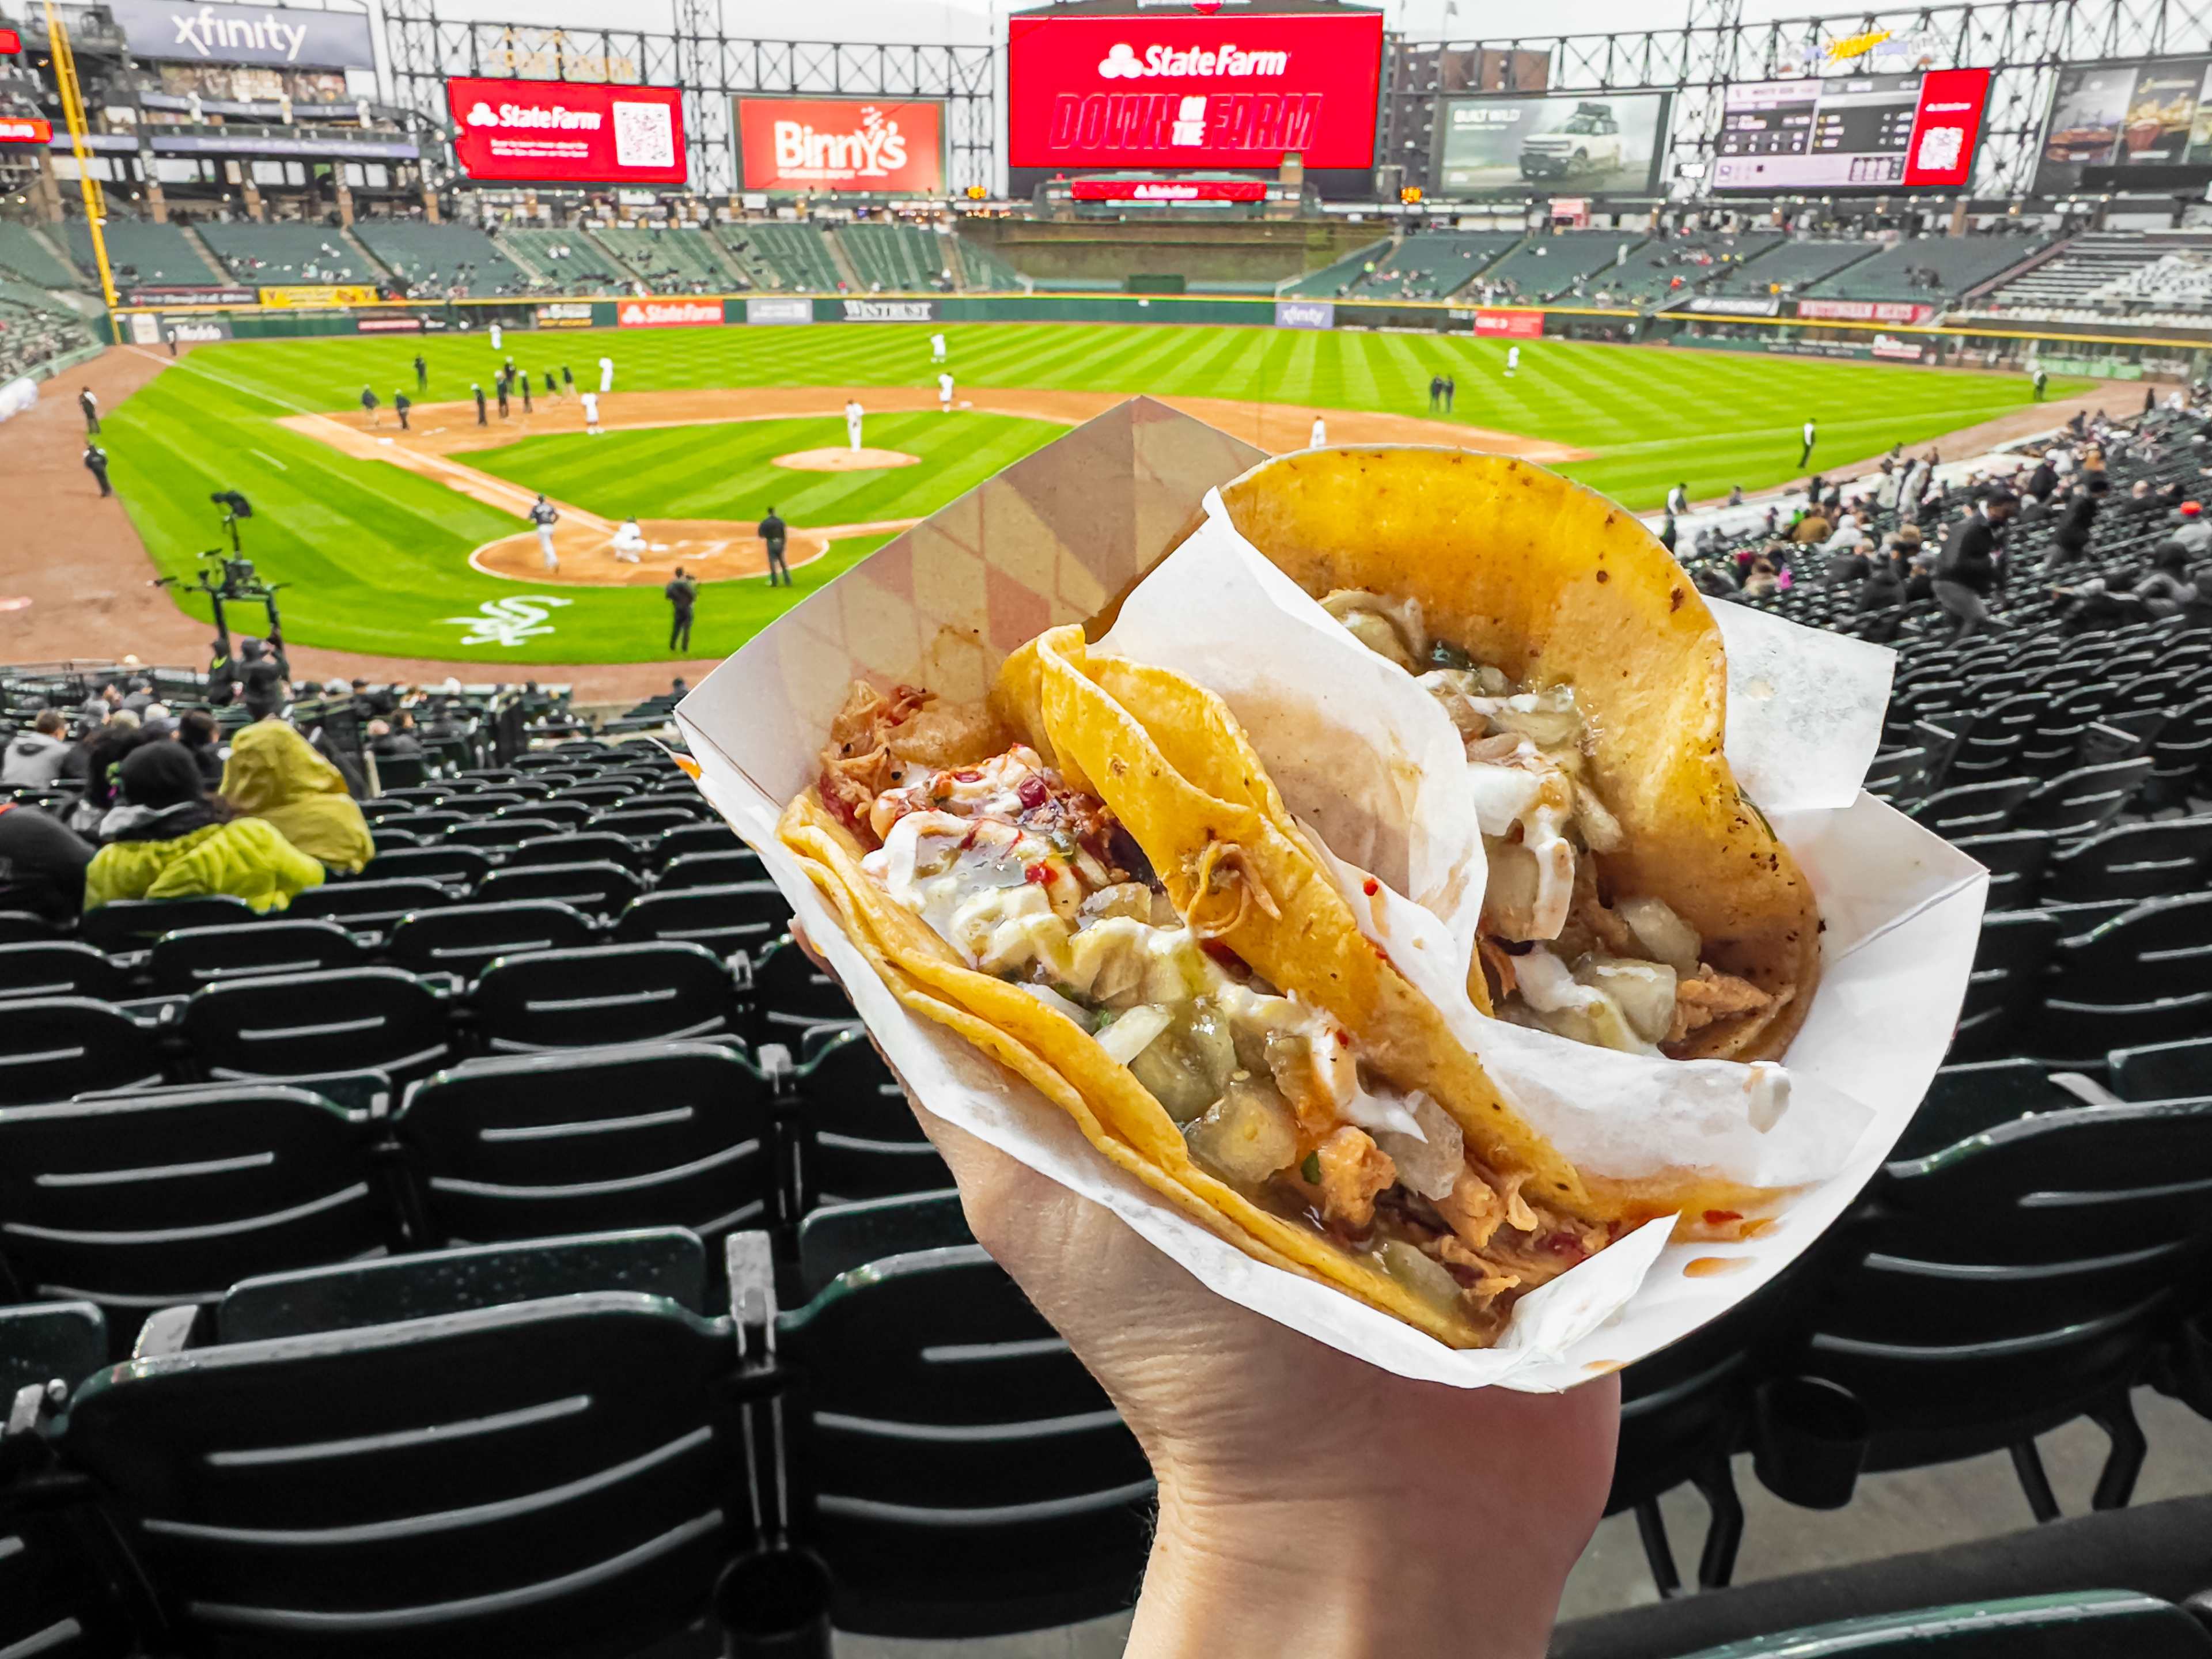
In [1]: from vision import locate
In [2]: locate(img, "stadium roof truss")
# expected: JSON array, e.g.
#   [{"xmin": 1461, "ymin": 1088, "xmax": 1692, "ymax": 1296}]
[
  {"xmin": 1389, "ymin": 0, "xmax": 2212, "ymax": 199},
  {"xmin": 380, "ymin": 0, "xmax": 994, "ymax": 195}
]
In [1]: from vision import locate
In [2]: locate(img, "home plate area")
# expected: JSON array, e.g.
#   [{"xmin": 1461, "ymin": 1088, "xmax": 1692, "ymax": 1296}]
[{"xmin": 467, "ymin": 518, "xmax": 832, "ymax": 586}]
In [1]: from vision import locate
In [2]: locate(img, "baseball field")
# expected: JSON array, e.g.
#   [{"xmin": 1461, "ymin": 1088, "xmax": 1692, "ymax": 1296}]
[{"xmin": 95, "ymin": 320, "xmax": 2082, "ymax": 667}]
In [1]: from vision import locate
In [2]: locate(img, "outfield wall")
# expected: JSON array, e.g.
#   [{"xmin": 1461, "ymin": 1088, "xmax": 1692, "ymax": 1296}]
[{"xmin": 100, "ymin": 289, "xmax": 2212, "ymax": 376}]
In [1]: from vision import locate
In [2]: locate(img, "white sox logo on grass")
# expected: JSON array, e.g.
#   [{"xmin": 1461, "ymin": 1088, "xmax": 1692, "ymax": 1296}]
[{"xmin": 442, "ymin": 596, "xmax": 572, "ymax": 647}]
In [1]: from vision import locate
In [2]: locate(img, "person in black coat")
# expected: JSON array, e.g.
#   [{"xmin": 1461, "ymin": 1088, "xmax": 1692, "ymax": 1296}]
[
  {"xmin": 176, "ymin": 710, "xmax": 226, "ymax": 789},
  {"xmin": 2049, "ymin": 487, "xmax": 2097, "ymax": 570},
  {"xmin": 1933, "ymin": 490, "xmax": 2017, "ymax": 638},
  {"xmin": 0, "ymin": 803, "xmax": 93, "ymax": 925},
  {"xmin": 2026, "ymin": 453, "xmax": 2058, "ymax": 502}
]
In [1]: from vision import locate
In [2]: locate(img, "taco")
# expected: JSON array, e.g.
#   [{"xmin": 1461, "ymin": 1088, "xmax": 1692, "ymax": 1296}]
[
  {"xmin": 1207, "ymin": 447, "xmax": 1821, "ymax": 1066},
  {"xmin": 781, "ymin": 626, "xmax": 1758, "ymax": 1350}
]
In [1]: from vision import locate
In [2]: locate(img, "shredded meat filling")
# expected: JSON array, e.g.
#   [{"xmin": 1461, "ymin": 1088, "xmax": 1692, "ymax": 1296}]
[
  {"xmin": 1666, "ymin": 968, "xmax": 1775, "ymax": 1046},
  {"xmin": 1315, "ymin": 1127, "xmax": 1396, "ymax": 1231}
]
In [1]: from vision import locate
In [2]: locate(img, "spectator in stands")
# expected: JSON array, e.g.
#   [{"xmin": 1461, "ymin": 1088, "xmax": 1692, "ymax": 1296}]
[
  {"xmin": 86, "ymin": 741, "xmax": 323, "ymax": 915},
  {"xmin": 2173, "ymin": 501, "xmax": 2212, "ymax": 556},
  {"xmin": 2134, "ymin": 542, "xmax": 2202, "ymax": 619},
  {"xmin": 1858, "ymin": 556, "xmax": 1905, "ymax": 613},
  {"xmin": 369, "ymin": 711, "xmax": 423, "ymax": 759},
  {"xmin": 1823, "ymin": 537, "xmax": 1872, "ymax": 587},
  {"xmin": 1740, "ymin": 556, "xmax": 1779, "ymax": 599},
  {"xmin": 2025, "ymin": 450, "xmax": 2058, "ymax": 503},
  {"xmin": 177, "ymin": 709, "xmax": 225, "ymax": 789},
  {"xmin": 2050, "ymin": 486, "xmax": 2098, "ymax": 571},
  {"xmin": 2, "ymin": 710, "xmax": 72, "ymax": 788},
  {"xmin": 221, "ymin": 718, "xmax": 375, "ymax": 875},
  {"xmin": 1933, "ymin": 488, "xmax": 2016, "ymax": 640},
  {"xmin": 0, "ymin": 785, "xmax": 92, "ymax": 927},
  {"xmin": 1789, "ymin": 504, "xmax": 1831, "ymax": 545},
  {"xmin": 240, "ymin": 662, "xmax": 288, "ymax": 723}
]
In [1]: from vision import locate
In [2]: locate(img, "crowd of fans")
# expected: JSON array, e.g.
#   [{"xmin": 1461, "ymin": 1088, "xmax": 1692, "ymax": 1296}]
[{"xmin": 1668, "ymin": 393, "xmax": 2211, "ymax": 645}]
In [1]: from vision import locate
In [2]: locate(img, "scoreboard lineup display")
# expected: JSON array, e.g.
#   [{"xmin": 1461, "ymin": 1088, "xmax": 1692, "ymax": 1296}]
[{"xmin": 1712, "ymin": 68, "xmax": 1991, "ymax": 191}]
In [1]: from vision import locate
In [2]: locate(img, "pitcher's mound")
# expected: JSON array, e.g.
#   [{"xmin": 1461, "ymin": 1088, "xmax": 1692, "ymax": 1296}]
[
  {"xmin": 469, "ymin": 518, "xmax": 830, "ymax": 586},
  {"xmin": 774, "ymin": 446, "xmax": 921, "ymax": 472}
]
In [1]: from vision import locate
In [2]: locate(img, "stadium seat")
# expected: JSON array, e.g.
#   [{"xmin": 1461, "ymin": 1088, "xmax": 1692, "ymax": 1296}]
[
  {"xmin": 752, "ymin": 934, "xmax": 858, "ymax": 1040},
  {"xmin": 759, "ymin": 1192, "xmax": 1153, "ymax": 1636},
  {"xmin": 370, "ymin": 825, "xmax": 422, "ymax": 852},
  {"xmin": 652, "ymin": 820, "xmax": 744, "ymax": 865},
  {"xmin": 60, "ymin": 1286, "xmax": 744, "ymax": 1658},
  {"xmin": 383, "ymin": 899, "xmax": 599, "ymax": 976},
  {"xmin": 446, "ymin": 816, "xmax": 567, "ymax": 848},
  {"xmin": 2108, "ymin": 1037, "xmax": 2212, "ymax": 1102},
  {"xmin": 2042, "ymin": 817, "xmax": 2212, "ymax": 905},
  {"xmin": 1910, "ymin": 779, "xmax": 2036, "ymax": 842},
  {"xmin": 0, "ymin": 941, "xmax": 130, "ymax": 1002},
  {"xmin": 500, "ymin": 800, "xmax": 595, "ymax": 830},
  {"xmin": 1787, "ymin": 1094, "xmax": 2212, "ymax": 1520},
  {"xmin": 1891, "ymin": 1059, "xmax": 2101, "ymax": 1160},
  {"xmin": 0, "ymin": 909, "xmax": 60, "ymax": 944},
  {"xmin": 2139, "ymin": 697, "xmax": 2212, "ymax": 811},
  {"xmin": 594, "ymin": 808, "xmax": 695, "ymax": 839},
  {"xmin": 506, "ymin": 831, "xmax": 641, "ymax": 871},
  {"xmin": 1664, "ymin": 1592, "xmax": 2212, "ymax": 1657},
  {"xmin": 2037, "ymin": 893, "xmax": 2212, "ymax": 1060},
  {"xmin": 471, "ymin": 941, "xmax": 738, "ymax": 1050},
  {"xmin": 2012, "ymin": 758, "xmax": 2156, "ymax": 841},
  {"xmin": 1944, "ymin": 911, "xmax": 2061, "ymax": 1063},
  {"xmin": 183, "ymin": 967, "xmax": 454, "ymax": 1084},
  {"xmin": 0, "ymin": 1086, "xmax": 394, "ymax": 1339},
  {"xmin": 144, "ymin": 919, "xmax": 366, "ymax": 994},
  {"xmin": 660, "ymin": 849, "xmax": 766, "ymax": 889},
  {"xmin": 794, "ymin": 1028, "xmax": 949, "ymax": 1208},
  {"xmin": 79, "ymin": 895, "xmax": 256, "ymax": 950},
  {"xmin": 0, "ymin": 998, "xmax": 167, "ymax": 1104},
  {"xmin": 396, "ymin": 1043, "xmax": 777, "ymax": 1245},
  {"xmin": 475, "ymin": 859, "xmax": 643, "ymax": 918},
  {"xmin": 290, "ymin": 877, "xmax": 459, "ymax": 929},
  {"xmin": 613, "ymin": 882, "xmax": 789, "ymax": 956},
  {"xmin": 365, "ymin": 844, "xmax": 495, "ymax": 887},
  {"xmin": 1949, "ymin": 831, "xmax": 2052, "ymax": 914}
]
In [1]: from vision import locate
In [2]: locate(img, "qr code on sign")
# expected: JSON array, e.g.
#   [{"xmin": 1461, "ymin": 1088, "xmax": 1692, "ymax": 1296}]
[
  {"xmin": 1915, "ymin": 124, "xmax": 1963, "ymax": 174},
  {"xmin": 612, "ymin": 100, "xmax": 676, "ymax": 169}
]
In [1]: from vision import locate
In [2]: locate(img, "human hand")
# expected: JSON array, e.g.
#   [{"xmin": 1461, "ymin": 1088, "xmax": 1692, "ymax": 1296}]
[{"xmin": 789, "ymin": 928, "xmax": 1618, "ymax": 1658}]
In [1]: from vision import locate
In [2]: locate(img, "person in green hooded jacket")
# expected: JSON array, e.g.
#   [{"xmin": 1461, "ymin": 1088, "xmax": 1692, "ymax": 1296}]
[{"xmin": 85, "ymin": 742, "xmax": 323, "ymax": 914}]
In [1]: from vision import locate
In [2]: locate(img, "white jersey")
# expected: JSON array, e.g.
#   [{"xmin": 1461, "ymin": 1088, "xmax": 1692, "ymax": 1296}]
[
  {"xmin": 1309, "ymin": 417, "xmax": 1326, "ymax": 448},
  {"xmin": 929, "ymin": 332, "xmax": 947, "ymax": 360},
  {"xmin": 599, "ymin": 358, "xmax": 614, "ymax": 394},
  {"xmin": 612, "ymin": 520, "xmax": 646, "ymax": 554},
  {"xmin": 580, "ymin": 392, "xmax": 600, "ymax": 425},
  {"xmin": 937, "ymin": 372, "xmax": 955, "ymax": 404},
  {"xmin": 490, "ymin": 324, "xmax": 502, "ymax": 351},
  {"xmin": 845, "ymin": 401, "xmax": 864, "ymax": 446},
  {"xmin": 1506, "ymin": 346, "xmax": 1520, "ymax": 369},
  {"xmin": 1803, "ymin": 421, "xmax": 1817, "ymax": 445}
]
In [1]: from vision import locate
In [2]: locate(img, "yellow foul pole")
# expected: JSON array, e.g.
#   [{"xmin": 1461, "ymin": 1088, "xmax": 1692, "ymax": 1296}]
[{"xmin": 43, "ymin": 0, "xmax": 119, "ymax": 327}]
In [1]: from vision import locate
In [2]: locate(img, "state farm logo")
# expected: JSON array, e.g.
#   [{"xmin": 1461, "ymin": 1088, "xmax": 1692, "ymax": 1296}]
[
  {"xmin": 465, "ymin": 98, "xmax": 603, "ymax": 131},
  {"xmin": 1096, "ymin": 40, "xmax": 1289, "ymax": 79},
  {"xmin": 774, "ymin": 104, "xmax": 907, "ymax": 177},
  {"xmin": 619, "ymin": 300, "xmax": 722, "ymax": 327}
]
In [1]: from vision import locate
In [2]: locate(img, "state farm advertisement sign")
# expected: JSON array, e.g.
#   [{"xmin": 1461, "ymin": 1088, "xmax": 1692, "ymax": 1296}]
[
  {"xmin": 447, "ymin": 77, "xmax": 686, "ymax": 185},
  {"xmin": 1472, "ymin": 309, "xmax": 1544, "ymax": 339},
  {"xmin": 1069, "ymin": 177, "xmax": 1264, "ymax": 202},
  {"xmin": 736, "ymin": 97, "xmax": 944, "ymax": 194},
  {"xmin": 1007, "ymin": 10, "xmax": 1383, "ymax": 171},
  {"xmin": 618, "ymin": 299, "xmax": 721, "ymax": 328}
]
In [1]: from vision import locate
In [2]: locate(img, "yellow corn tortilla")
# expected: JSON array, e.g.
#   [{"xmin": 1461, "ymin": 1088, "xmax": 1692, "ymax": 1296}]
[
  {"xmin": 1205, "ymin": 446, "xmax": 1821, "ymax": 1064},
  {"xmin": 783, "ymin": 626, "xmax": 1774, "ymax": 1348}
]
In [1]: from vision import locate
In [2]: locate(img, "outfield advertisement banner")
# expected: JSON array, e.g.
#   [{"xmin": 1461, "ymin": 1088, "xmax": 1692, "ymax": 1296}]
[
  {"xmin": 1273, "ymin": 299, "xmax": 1334, "ymax": 329},
  {"xmin": 536, "ymin": 303, "xmax": 596, "ymax": 328},
  {"xmin": 260, "ymin": 284, "xmax": 380, "ymax": 308},
  {"xmin": 1006, "ymin": 9, "xmax": 1384, "ymax": 171},
  {"xmin": 355, "ymin": 316, "xmax": 424, "ymax": 333},
  {"xmin": 128, "ymin": 284, "xmax": 256, "ymax": 306},
  {"xmin": 1796, "ymin": 298, "xmax": 1937, "ymax": 325},
  {"xmin": 734, "ymin": 96, "xmax": 945, "ymax": 194},
  {"xmin": 108, "ymin": 0, "xmax": 377, "ymax": 68},
  {"xmin": 162, "ymin": 316, "xmax": 234, "ymax": 342},
  {"xmin": 448, "ymin": 77, "xmax": 687, "ymax": 185},
  {"xmin": 745, "ymin": 296, "xmax": 813, "ymax": 325},
  {"xmin": 1436, "ymin": 92, "xmax": 1672, "ymax": 195},
  {"xmin": 1680, "ymin": 294, "xmax": 1781, "ymax": 317},
  {"xmin": 0, "ymin": 116, "xmax": 51, "ymax": 144},
  {"xmin": 1070, "ymin": 177, "xmax": 1266, "ymax": 202},
  {"xmin": 619, "ymin": 299, "xmax": 722, "ymax": 328},
  {"xmin": 2035, "ymin": 55, "xmax": 2212, "ymax": 192},
  {"xmin": 1472, "ymin": 309, "xmax": 1545, "ymax": 339},
  {"xmin": 836, "ymin": 298, "xmax": 938, "ymax": 323}
]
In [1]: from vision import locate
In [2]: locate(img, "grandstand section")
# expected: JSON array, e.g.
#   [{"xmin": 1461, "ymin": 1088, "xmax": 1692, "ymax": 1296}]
[
  {"xmin": 1345, "ymin": 231, "xmax": 1518, "ymax": 301},
  {"xmin": 1805, "ymin": 233, "xmax": 2053, "ymax": 306},
  {"xmin": 195, "ymin": 222, "xmax": 382, "ymax": 288},
  {"xmin": 349, "ymin": 222, "xmax": 535, "ymax": 299},
  {"xmin": 949, "ymin": 232, "xmax": 1021, "ymax": 291},
  {"xmin": 1474, "ymin": 230, "xmax": 1646, "ymax": 304},
  {"xmin": 838, "ymin": 222, "xmax": 949, "ymax": 291},
  {"xmin": 60, "ymin": 219, "xmax": 223, "ymax": 288},
  {"xmin": 1707, "ymin": 237, "xmax": 1876, "ymax": 297},
  {"xmin": 1588, "ymin": 231, "xmax": 1782, "ymax": 307},
  {"xmin": 726, "ymin": 221, "xmax": 842, "ymax": 291},
  {"xmin": 1978, "ymin": 232, "xmax": 2171, "ymax": 318},
  {"xmin": 1281, "ymin": 236, "xmax": 1391, "ymax": 298},
  {"xmin": 495, "ymin": 229, "xmax": 627, "ymax": 294},
  {"xmin": 588, "ymin": 225, "xmax": 740, "ymax": 294},
  {"xmin": 0, "ymin": 222, "xmax": 82, "ymax": 291}
]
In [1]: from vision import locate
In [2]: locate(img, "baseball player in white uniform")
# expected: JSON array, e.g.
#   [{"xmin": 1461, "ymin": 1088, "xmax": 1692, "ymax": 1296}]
[
  {"xmin": 929, "ymin": 331, "xmax": 947, "ymax": 363},
  {"xmin": 599, "ymin": 357, "xmax": 615, "ymax": 395},
  {"xmin": 528, "ymin": 495, "xmax": 559, "ymax": 572},
  {"xmin": 1309, "ymin": 415, "xmax": 1327, "ymax": 448},
  {"xmin": 610, "ymin": 516, "xmax": 646, "ymax": 563},
  {"xmin": 937, "ymin": 370, "xmax": 955, "ymax": 412},
  {"xmin": 844, "ymin": 398, "xmax": 864, "ymax": 451},
  {"xmin": 1505, "ymin": 344, "xmax": 1521, "ymax": 378},
  {"xmin": 580, "ymin": 390, "xmax": 601, "ymax": 435},
  {"xmin": 490, "ymin": 323, "xmax": 503, "ymax": 352}
]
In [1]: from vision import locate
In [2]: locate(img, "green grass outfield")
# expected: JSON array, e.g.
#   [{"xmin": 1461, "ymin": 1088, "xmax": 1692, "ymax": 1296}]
[{"xmin": 105, "ymin": 321, "xmax": 2083, "ymax": 666}]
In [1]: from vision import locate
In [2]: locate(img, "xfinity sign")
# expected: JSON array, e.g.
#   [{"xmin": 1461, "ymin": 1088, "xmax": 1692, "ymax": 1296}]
[
  {"xmin": 1274, "ymin": 299, "xmax": 1334, "ymax": 330},
  {"xmin": 108, "ymin": 0, "xmax": 377, "ymax": 69}
]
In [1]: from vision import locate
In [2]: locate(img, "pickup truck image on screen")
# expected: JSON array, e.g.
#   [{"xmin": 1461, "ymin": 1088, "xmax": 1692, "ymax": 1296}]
[{"xmin": 1437, "ymin": 92, "xmax": 1669, "ymax": 195}]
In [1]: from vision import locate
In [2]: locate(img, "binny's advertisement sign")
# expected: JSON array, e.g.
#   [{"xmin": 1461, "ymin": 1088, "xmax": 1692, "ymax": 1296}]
[
  {"xmin": 1273, "ymin": 299, "xmax": 1335, "ymax": 331},
  {"xmin": 107, "ymin": 0, "xmax": 377, "ymax": 69}
]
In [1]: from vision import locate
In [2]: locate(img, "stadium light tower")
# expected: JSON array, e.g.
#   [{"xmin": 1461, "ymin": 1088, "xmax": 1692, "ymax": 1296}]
[{"xmin": 1684, "ymin": 0, "xmax": 1743, "ymax": 30}]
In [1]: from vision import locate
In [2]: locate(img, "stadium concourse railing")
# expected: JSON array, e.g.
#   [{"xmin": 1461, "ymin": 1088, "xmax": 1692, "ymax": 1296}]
[{"xmin": 94, "ymin": 289, "xmax": 2212, "ymax": 366}]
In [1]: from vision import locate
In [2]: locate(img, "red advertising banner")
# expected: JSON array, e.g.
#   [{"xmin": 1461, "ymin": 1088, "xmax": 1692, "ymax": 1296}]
[
  {"xmin": 0, "ymin": 116, "xmax": 51, "ymax": 144},
  {"xmin": 736, "ymin": 97, "xmax": 944, "ymax": 193},
  {"xmin": 446, "ymin": 77, "xmax": 686, "ymax": 185},
  {"xmin": 0, "ymin": 28, "xmax": 22, "ymax": 54},
  {"xmin": 1900, "ymin": 67, "xmax": 1990, "ymax": 188},
  {"xmin": 1007, "ymin": 10, "xmax": 1383, "ymax": 171},
  {"xmin": 1068, "ymin": 177, "xmax": 1266, "ymax": 201},
  {"xmin": 1796, "ymin": 298, "xmax": 1936, "ymax": 325},
  {"xmin": 1473, "ymin": 309, "xmax": 1544, "ymax": 339},
  {"xmin": 618, "ymin": 298, "xmax": 722, "ymax": 328}
]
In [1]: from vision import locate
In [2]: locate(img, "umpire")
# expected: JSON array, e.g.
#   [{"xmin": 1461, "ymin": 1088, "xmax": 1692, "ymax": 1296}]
[
  {"xmin": 84, "ymin": 442, "xmax": 111, "ymax": 498},
  {"xmin": 665, "ymin": 567, "xmax": 698, "ymax": 653},
  {"xmin": 760, "ymin": 505, "xmax": 790, "ymax": 588}
]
